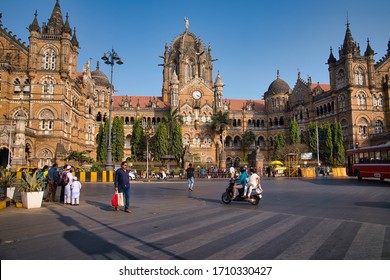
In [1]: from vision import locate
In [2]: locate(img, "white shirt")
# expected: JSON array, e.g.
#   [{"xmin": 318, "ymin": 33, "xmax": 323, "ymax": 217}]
[{"xmin": 248, "ymin": 173, "xmax": 260, "ymax": 187}]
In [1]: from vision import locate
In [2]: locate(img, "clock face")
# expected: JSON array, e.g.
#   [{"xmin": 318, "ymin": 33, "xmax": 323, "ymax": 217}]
[{"xmin": 192, "ymin": 90, "xmax": 202, "ymax": 100}]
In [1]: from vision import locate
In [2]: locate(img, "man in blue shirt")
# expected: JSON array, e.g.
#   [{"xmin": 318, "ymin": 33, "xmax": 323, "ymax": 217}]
[
  {"xmin": 114, "ymin": 161, "xmax": 131, "ymax": 213},
  {"xmin": 46, "ymin": 163, "xmax": 59, "ymax": 202}
]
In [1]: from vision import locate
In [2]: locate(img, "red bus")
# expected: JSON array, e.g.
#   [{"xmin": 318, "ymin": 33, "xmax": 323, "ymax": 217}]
[{"xmin": 346, "ymin": 143, "xmax": 390, "ymax": 181}]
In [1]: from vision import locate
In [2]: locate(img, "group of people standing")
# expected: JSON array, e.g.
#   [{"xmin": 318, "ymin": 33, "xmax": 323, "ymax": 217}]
[{"xmin": 44, "ymin": 163, "xmax": 82, "ymax": 206}]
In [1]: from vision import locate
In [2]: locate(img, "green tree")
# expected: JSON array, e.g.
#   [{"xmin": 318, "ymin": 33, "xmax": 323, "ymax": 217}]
[
  {"xmin": 289, "ymin": 119, "xmax": 300, "ymax": 144},
  {"xmin": 96, "ymin": 122, "xmax": 107, "ymax": 163},
  {"xmin": 332, "ymin": 121, "xmax": 345, "ymax": 166},
  {"xmin": 154, "ymin": 122, "xmax": 169, "ymax": 161},
  {"xmin": 161, "ymin": 108, "xmax": 184, "ymax": 163},
  {"xmin": 112, "ymin": 116, "xmax": 125, "ymax": 163},
  {"xmin": 307, "ymin": 122, "xmax": 318, "ymax": 161},
  {"xmin": 242, "ymin": 130, "xmax": 256, "ymax": 156},
  {"xmin": 319, "ymin": 123, "xmax": 333, "ymax": 165},
  {"xmin": 65, "ymin": 150, "xmax": 94, "ymax": 165},
  {"xmin": 211, "ymin": 110, "xmax": 231, "ymax": 151},
  {"xmin": 131, "ymin": 118, "xmax": 144, "ymax": 161},
  {"xmin": 273, "ymin": 132, "xmax": 286, "ymax": 160},
  {"xmin": 172, "ymin": 121, "xmax": 184, "ymax": 164}
]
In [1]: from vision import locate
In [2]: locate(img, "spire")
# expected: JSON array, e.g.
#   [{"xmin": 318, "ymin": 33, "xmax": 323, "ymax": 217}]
[
  {"xmin": 62, "ymin": 12, "xmax": 72, "ymax": 35},
  {"xmin": 96, "ymin": 61, "xmax": 100, "ymax": 71},
  {"xmin": 71, "ymin": 27, "xmax": 79, "ymax": 47},
  {"xmin": 328, "ymin": 46, "xmax": 336, "ymax": 64},
  {"xmin": 28, "ymin": 10, "xmax": 41, "ymax": 33},
  {"xmin": 170, "ymin": 70, "xmax": 179, "ymax": 85},
  {"xmin": 340, "ymin": 22, "xmax": 360, "ymax": 56},
  {"xmin": 277, "ymin": 69, "xmax": 280, "ymax": 79},
  {"xmin": 215, "ymin": 71, "xmax": 224, "ymax": 87},
  {"xmin": 47, "ymin": 0, "xmax": 64, "ymax": 34},
  {"xmin": 364, "ymin": 38, "xmax": 374, "ymax": 56}
]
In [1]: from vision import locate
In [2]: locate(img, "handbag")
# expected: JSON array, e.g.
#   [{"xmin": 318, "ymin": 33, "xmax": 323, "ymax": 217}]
[
  {"xmin": 111, "ymin": 192, "xmax": 119, "ymax": 207},
  {"xmin": 117, "ymin": 192, "xmax": 124, "ymax": 206}
]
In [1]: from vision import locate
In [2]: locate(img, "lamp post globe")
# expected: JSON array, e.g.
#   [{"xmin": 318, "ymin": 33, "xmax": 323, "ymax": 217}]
[{"xmin": 101, "ymin": 48, "xmax": 123, "ymax": 171}]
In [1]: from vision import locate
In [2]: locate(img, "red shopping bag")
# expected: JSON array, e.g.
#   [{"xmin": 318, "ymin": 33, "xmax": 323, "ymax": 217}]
[{"xmin": 111, "ymin": 192, "xmax": 119, "ymax": 207}]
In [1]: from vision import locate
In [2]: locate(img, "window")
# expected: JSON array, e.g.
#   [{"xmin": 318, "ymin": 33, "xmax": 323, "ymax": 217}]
[
  {"xmin": 357, "ymin": 92, "xmax": 367, "ymax": 110},
  {"xmin": 14, "ymin": 78, "xmax": 21, "ymax": 93},
  {"xmin": 23, "ymin": 79, "xmax": 31, "ymax": 94},
  {"xmin": 39, "ymin": 109, "xmax": 54, "ymax": 132},
  {"xmin": 354, "ymin": 67, "xmax": 365, "ymax": 86},
  {"xmin": 375, "ymin": 120, "xmax": 383, "ymax": 134},
  {"xmin": 357, "ymin": 117, "xmax": 369, "ymax": 138},
  {"xmin": 43, "ymin": 49, "xmax": 56, "ymax": 70},
  {"xmin": 42, "ymin": 78, "xmax": 55, "ymax": 96}
]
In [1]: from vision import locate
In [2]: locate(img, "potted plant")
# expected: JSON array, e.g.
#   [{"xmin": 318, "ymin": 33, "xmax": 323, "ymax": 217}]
[
  {"xmin": 18, "ymin": 170, "xmax": 46, "ymax": 209},
  {"xmin": 0, "ymin": 169, "xmax": 16, "ymax": 200}
]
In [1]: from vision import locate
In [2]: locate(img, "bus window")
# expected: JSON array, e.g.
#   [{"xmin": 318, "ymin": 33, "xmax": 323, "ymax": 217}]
[
  {"xmin": 382, "ymin": 150, "xmax": 389, "ymax": 163},
  {"xmin": 375, "ymin": 151, "xmax": 381, "ymax": 163}
]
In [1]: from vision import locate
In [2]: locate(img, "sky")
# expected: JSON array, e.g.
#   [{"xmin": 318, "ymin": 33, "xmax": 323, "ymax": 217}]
[{"xmin": 2, "ymin": 0, "xmax": 390, "ymax": 100}]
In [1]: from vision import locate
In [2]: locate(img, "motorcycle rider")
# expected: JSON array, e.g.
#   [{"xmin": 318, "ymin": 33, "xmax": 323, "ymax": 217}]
[
  {"xmin": 232, "ymin": 166, "xmax": 248, "ymax": 199},
  {"xmin": 243, "ymin": 168, "xmax": 260, "ymax": 198}
]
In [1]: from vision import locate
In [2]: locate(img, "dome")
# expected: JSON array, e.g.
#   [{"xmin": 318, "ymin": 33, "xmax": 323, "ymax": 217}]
[
  {"xmin": 91, "ymin": 66, "xmax": 110, "ymax": 88},
  {"xmin": 267, "ymin": 77, "xmax": 290, "ymax": 95},
  {"xmin": 265, "ymin": 70, "xmax": 290, "ymax": 96}
]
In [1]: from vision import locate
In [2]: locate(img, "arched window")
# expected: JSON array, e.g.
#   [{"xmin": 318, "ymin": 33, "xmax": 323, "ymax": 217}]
[
  {"xmin": 354, "ymin": 67, "xmax": 365, "ymax": 86},
  {"xmin": 233, "ymin": 136, "xmax": 241, "ymax": 148},
  {"xmin": 375, "ymin": 120, "xmax": 383, "ymax": 134},
  {"xmin": 23, "ymin": 79, "xmax": 31, "ymax": 94},
  {"xmin": 357, "ymin": 117, "xmax": 369, "ymax": 138},
  {"xmin": 43, "ymin": 48, "xmax": 56, "ymax": 70},
  {"xmin": 338, "ymin": 94, "xmax": 346, "ymax": 112},
  {"xmin": 225, "ymin": 136, "xmax": 233, "ymax": 148},
  {"xmin": 38, "ymin": 149, "xmax": 53, "ymax": 168},
  {"xmin": 14, "ymin": 78, "xmax": 21, "ymax": 93},
  {"xmin": 125, "ymin": 135, "xmax": 131, "ymax": 148},
  {"xmin": 39, "ymin": 109, "xmax": 54, "ymax": 132},
  {"xmin": 42, "ymin": 78, "xmax": 55, "ymax": 95},
  {"xmin": 258, "ymin": 136, "xmax": 265, "ymax": 148},
  {"xmin": 357, "ymin": 92, "xmax": 367, "ymax": 109}
]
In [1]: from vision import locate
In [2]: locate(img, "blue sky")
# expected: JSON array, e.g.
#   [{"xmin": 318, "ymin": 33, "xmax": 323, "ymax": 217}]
[{"xmin": 2, "ymin": 0, "xmax": 389, "ymax": 100}]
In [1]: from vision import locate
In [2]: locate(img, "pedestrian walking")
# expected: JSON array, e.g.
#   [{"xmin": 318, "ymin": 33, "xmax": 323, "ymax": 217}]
[
  {"xmin": 186, "ymin": 163, "xmax": 195, "ymax": 191},
  {"xmin": 114, "ymin": 161, "xmax": 131, "ymax": 213},
  {"xmin": 70, "ymin": 177, "xmax": 82, "ymax": 206}
]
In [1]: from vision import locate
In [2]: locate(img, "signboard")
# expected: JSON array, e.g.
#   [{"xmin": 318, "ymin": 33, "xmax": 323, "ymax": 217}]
[{"xmin": 301, "ymin": 152, "xmax": 313, "ymax": 160}]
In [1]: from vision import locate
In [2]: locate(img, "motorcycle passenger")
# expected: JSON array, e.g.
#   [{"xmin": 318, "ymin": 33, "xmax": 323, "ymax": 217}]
[
  {"xmin": 232, "ymin": 166, "xmax": 248, "ymax": 199},
  {"xmin": 243, "ymin": 168, "xmax": 260, "ymax": 198}
]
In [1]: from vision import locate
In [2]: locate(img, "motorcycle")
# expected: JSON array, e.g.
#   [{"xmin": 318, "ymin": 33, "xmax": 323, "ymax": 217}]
[{"xmin": 221, "ymin": 177, "xmax": 262, "ymax": 206}]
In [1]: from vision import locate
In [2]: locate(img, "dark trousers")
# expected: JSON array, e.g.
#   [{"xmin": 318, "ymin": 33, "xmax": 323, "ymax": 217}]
[{"xmin": 46, "ymin": 180, "xmax": 57, "ymax": 202}]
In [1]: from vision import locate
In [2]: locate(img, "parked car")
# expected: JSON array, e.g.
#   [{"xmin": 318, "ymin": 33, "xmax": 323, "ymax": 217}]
[{"xmin": 129, "ymin": 170, "xmax": 136, "ymax": 180}]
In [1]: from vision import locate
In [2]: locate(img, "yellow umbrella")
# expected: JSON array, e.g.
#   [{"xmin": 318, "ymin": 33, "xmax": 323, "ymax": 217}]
[{"xmin": 270, "ymin": 160, "xmax": 283, "ymax": 165}]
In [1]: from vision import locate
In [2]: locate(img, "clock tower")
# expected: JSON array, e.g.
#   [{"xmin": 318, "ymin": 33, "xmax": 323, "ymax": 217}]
[{"xmin": 160, "ymin": 18, "xmax": 224, "ymax": 165}]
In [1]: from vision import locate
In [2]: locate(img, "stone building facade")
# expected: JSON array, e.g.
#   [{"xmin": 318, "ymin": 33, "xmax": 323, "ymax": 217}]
[{"xmin": 0, "ymin": 1, "xmax": 389, "ymax": 170}]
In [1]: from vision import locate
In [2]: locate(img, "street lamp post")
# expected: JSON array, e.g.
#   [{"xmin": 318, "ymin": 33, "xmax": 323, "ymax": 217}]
[{"xmin": 101, "ymin": 48, "xmax": 123, "ymax": 171}]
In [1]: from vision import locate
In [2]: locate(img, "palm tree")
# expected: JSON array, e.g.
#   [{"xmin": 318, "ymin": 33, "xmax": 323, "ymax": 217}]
[{"xmin": 211, "ymin": 110, "xmax": 231, "ymax": 152}]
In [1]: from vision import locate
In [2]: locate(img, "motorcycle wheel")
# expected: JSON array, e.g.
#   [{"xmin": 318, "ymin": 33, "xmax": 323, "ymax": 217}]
[
  {"xmin": 221, "ymin": 192, "xmax": 232, "ymax": 204},
  {"xmin": 251, "ymin": 196, "xmax": 260, "ymax": 205}
]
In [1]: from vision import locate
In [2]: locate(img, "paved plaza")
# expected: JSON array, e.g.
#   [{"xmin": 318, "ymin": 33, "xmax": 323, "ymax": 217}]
[{"xmin": 0, "ymin": 176, "xmax": 389, "ymax": 260}]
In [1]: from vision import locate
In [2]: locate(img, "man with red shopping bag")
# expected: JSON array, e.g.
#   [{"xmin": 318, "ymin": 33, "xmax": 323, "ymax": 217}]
[{"xmin": 114, "ymin": 161, "xmax": 131, "ymax": 213}]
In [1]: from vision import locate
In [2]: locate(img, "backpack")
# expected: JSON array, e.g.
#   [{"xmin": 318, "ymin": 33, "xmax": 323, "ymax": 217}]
[
  {"xmin": 59, "ymin": 171, "xmax": 69, "ymax": 186},
  {"xmin": 186, "ymin": 167, "xmax": 194, "ymax": 179}
]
